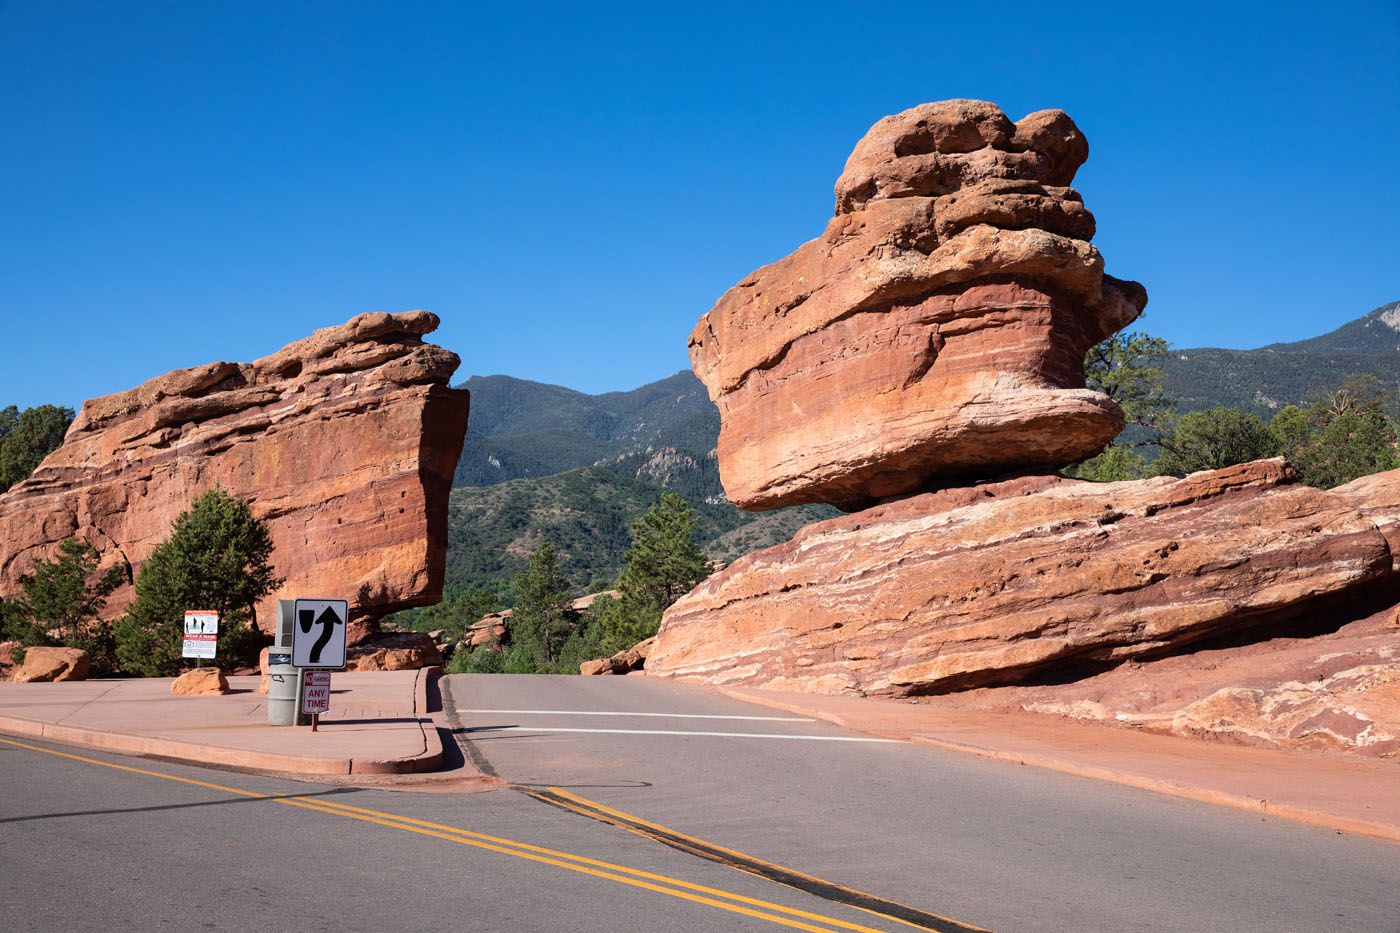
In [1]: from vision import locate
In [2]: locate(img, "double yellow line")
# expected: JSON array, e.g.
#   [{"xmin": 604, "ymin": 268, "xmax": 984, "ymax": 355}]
[{"xmin": 1, "ymin": 737, "xmax": 888, "ymax": 932}]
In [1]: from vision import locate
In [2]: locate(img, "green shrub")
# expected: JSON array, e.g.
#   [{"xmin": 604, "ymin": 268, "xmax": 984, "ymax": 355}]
[{"xmin": 114, "ymin": 488, "xmax": 282, "ymax": 676}]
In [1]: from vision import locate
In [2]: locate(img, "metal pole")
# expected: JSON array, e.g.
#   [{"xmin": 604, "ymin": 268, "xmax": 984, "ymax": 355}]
[
  {"xmin": 295, "ymin": 667, "xmax": 307, "ymax": 726},
  {"xmin": 311, "ymin": 712, "xmax": 319, "ymax": 732}
]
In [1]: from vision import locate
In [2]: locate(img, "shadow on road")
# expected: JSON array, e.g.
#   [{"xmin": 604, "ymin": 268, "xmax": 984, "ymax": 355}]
[{"xmin": 0, "ymin": 786, "xmax": 363, "ymax": 825}]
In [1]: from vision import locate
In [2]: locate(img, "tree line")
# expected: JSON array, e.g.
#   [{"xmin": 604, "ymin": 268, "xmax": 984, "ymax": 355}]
[
  {"xmin": 406, "ymin": 491, "xmax": 710, "ymax": 675},
  {"xmin": 0, "ymin": 404, "xmax": 73, "ymax": 492},
  {"xmin": 1072, "ymin": 332, "xmax": 1397, "ymax": 487}
]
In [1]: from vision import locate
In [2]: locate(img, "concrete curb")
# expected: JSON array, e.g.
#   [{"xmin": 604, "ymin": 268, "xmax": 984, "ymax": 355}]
[
  {"xmin": 0, "ymin": 669, "xmax": 447, "ymax": 779},
  {"xmin": 715, "ymin": 685, "xmax": 1400, "ymax": 846}
]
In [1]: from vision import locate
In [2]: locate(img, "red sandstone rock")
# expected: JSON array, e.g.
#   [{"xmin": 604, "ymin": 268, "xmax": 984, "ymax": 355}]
[
  {"xmin": 171, "ymin": 667, "xmax": 230, "ymax": 696},
  {"xmin": 12, "ymin": 646, "xmax": 91, "ymax": 683},
  {"xmin": 0, "ymin": 311, "xmax": 469, "ymax": 633},
  {"xmin": 344, "ymin": 631, "xmax": 443, "ymax": 672},
  {"xmin": 0, "ymin": 641, "xmax": 18, "ymax": 679},
  {"xmin": 648, "ymin": 461, "xmax": 1400, "ymax": 697},
  {"xmin": 580, "ymin": 636, "xmax": 655, "ymax": 676},
  {"xmin": 468, "ymin": 611, "xmax": 510, "ymax": 648},
  {"xmin": 689, "ymin": 100, "xmax": 1145, "ymax": 511},
  {"xmin": 932, "ymin": 606, "xmax": 1400, "ymax": 758}
]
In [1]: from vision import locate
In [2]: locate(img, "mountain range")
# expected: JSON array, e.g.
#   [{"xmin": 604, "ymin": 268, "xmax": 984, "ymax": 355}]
[
  {"xmin": 1163, "ymin": 300, "xmax": 1400, "ymax": 414},
  {"xmin": 444, "ymin": 299, "xmax": 1398, "ymax": 597}
]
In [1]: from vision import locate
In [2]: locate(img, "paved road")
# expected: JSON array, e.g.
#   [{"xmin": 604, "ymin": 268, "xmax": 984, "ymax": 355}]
[
  {"xmin": 0, "ymin": 734, "xmax": 917, "ymax": 932},
  {"xmin": 444, "ymin": 674, "xmax": 1400, "ymax": 933},
  {"xmin": 2, "ymin": 675, "xmax": 1397, "ymax": 932}
]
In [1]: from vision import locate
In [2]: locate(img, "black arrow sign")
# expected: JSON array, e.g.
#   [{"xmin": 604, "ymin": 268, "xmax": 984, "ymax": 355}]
[{"xmin": 298, "ymin": 606, "xmax": 344, "ymax": 664}]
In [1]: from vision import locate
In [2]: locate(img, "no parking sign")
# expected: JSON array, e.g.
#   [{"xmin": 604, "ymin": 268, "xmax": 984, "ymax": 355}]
[{"xmin": 301, "ymin": 670, "xmax": 332, "ymax": 715}]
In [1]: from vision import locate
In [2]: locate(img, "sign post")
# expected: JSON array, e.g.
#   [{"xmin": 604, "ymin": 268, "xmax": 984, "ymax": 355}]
[
  {"xmin": 290, "ymin": 599, "xmax": 348, "ymax": 730},
  {"xmin": 181, "ymin": 611, "xmax": 219, "ymax": 665}
]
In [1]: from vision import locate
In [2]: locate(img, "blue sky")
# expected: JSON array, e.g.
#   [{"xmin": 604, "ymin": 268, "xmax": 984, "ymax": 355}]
[{"xmin": 2, "ymin": 1, "xmax": 1398, "ymax": 410}]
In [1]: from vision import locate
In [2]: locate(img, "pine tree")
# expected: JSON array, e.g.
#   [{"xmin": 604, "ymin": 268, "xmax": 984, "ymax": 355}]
[
  {"xmin": 1084, "ymin": 331, "xmax": 1174, "ymax": 444},
  {"xmin": 506, "ymin": 542, "xmax": 575, "ymax": 671},
  {"xmin": 0, "ymin": 404, "xmax": 73, "ymax": 491},
  {"xmin": 114, "ymin": 488, "xmax": 282, "ymax": 676},
  {"xmin": 18, "ymin": 538, "xmax": 124, "ymax": 670},
  {"xmin": 596, "ymin": 493, "xmax": 709, "ymax": 654},
  {"xmin": 618, "ymin": 492, "xmax": 709, "ymax": 610}
]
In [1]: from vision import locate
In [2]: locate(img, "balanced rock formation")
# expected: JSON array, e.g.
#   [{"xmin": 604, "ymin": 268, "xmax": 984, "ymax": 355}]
[
  {"xmin": 691, "ymin": 100, "xmax": 1146, "ymax": 511},
  {"xmin": 0, "ymin": 311, "xmax": 469, "ymax": 631},
  {"xmin": 648, "ymin": 461, "xmax": 1400, "ymax": 697}
]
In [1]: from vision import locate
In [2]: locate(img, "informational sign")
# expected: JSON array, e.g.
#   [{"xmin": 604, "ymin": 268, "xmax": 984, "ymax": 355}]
[
  {"xmin": 182, "ymin": 611, "xmax": 220, "ymax": 660},
  {"xmin": 291, "ymin": 599, "xmax": 349, "ymax": 669},
  {"xmin": 301, "ymin": 670, "xmax": 332, "ymax": 715}
]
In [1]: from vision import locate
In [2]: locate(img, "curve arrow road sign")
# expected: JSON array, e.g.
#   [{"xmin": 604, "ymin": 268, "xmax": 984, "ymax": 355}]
[{"xmin": 291, "ymin": 599, "xmax": 349, "ymax": 669}]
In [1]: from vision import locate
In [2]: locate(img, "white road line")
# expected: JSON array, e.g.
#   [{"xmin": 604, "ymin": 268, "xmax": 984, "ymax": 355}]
[
  {"xmin": 458, "ymin": 708, "xmax": 816, "ymax": 722},
  {"xmin": 476, "ymin": 725, "xmax": 900, "ymax": 742}
]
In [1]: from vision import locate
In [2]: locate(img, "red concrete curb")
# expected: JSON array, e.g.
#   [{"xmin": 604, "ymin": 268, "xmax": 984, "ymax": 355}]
[{"xmin": 347, "ymin": 666, "xmax": 444, "ymax": 775}]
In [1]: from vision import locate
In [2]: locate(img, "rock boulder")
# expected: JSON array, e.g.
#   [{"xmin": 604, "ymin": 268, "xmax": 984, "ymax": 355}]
[
  {"xmin": 12, "ymin": 647, "xmax": 91, "ymax": 683},
  {"xmin": 580, "ymin": 636, "xmax": 655, "ymax": 676},
  {"xmin": 171, "ymin": 667, "xmax": 230, "ymax": 696},
  {"xmin": 0, "ymin": 311, "xmax": 470, "ymax": 632},
  {"xmin": 690, "ymin": 100, "xmax": 1145, "ymax": 511},
  {"xmin": 344, "ymin": 631, "xmax": 443, "ymax": 672}
]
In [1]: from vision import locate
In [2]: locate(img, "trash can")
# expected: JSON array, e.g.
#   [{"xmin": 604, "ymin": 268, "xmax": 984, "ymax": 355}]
[{"xmin": 266, "ymin": 650, "xmax": 300, "ymax": 726}]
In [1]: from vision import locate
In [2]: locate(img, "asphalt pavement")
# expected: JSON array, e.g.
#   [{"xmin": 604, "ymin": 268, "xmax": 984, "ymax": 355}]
[
  {"xmin": 3, "ymin": 673, "xmax": 1398, "ymax": 932},
  {"xmin": 443, "ymin": 674, "xmax": 1400, "ymax": 933}
]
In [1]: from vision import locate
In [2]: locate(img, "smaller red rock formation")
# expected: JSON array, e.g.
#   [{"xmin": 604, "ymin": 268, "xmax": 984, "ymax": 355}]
[
  {"xmin": 690, "ymin": 100, "xmax": 1145, "ymax": 511},
  {"xmin": 0, "ymin": 311, "xmax": 470, "ymax": 632}
]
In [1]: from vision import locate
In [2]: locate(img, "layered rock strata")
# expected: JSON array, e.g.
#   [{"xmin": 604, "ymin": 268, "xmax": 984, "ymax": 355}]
[
  {"xmin": 690, "ymin": 100, "xmax": 1146, "ymax": 511},
  {"xmin": 648, "ymin": 461, "xmax": 1400, "ymax": 697},
  {"xmin": 0, "ymin": 311, "xmax": 469, "ymax": 631},
  {"xmin": 936, "ymin": 604, "xmax": 1400, "ymax": 758}
]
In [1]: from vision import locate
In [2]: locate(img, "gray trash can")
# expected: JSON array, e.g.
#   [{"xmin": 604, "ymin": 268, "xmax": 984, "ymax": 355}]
[{"xmin": 266, "ymin": 650, "xmax": 300, "ymax": 726}]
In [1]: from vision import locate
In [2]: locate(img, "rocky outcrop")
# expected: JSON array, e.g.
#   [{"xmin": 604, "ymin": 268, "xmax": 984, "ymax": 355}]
[
  {"xmin": 0, "ymin": 311, "xmax": 470, "ymax": 632},
  {"xmin": 937, "ymin": 605, "xmax": 1400, "ymax": 758},
  {"xmin": 690, "ymin": 100, "xmax": 1145, "ymax": 511},
  {"xmin": 345, "ymin": 631, "xmax": 443, "ymax": 672},
  {"xmin": 462, "ymin": 591, "xmax": 618, "ymax": 653},
  {"xmin": 580, "ymin": 636, "xmax": 654, "ymax": 676},
  {"xmin": 12, "ymin": 647, "xmax": 91, "ymax": 683},
  {"xmin": 171, "ymin": 667, "xmax": 230, "ymax": 696},
  {"xmin": 648, "ymin": 461, "xmax": 1400, "ymax": 696}
]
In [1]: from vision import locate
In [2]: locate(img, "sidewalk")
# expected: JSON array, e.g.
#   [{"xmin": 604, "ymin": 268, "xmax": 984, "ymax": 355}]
[
  {"xmin": 717, "ymin": 685, "xmax": 1400, "ymax": 845},
  {"xmin": 0, "ymin": 669, "xmax": 447, "ymax": 778}
]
